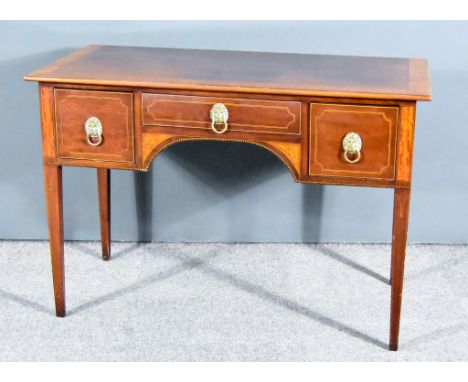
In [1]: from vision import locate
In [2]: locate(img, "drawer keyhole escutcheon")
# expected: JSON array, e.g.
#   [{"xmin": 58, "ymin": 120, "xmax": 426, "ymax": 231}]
[
  {"xmin": 342, "ymin": 132, "xmax": 362, "ymax": 164},
  {"xmin": 84, "ymin": 116, "xmax": 103, "ymax": 146},
  {"xmin": 210, "ymin": 103, "xmax": 229, "ymax": 134}
]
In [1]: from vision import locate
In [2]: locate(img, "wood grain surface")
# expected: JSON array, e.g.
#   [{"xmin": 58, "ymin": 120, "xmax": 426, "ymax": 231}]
[{"xmin": 25, "ymin": 45, "xmax": 431, "ymax": 101}]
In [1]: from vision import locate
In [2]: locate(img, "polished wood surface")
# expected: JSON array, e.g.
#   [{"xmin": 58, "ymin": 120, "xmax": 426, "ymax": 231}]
[
  {"xmin": 97, "ymin": 169, "xmax": 111, "ymax": 261},
  {"xmin": 309, "ymin": 103, "xmax": 398, "ymax": 180},
  {"xmin": 43, "ymin": 165, "xmax": 65, "ymax": 317},
  {"xmin": 39, "ymin": 85, "xmax": 56, "ymax": 158},
  {"xmin": 26, "ymin": 45, "xmax": 431, "ymax": 351},
  {"xmin": 25, "ymin": 45, "xmax": 431, "ymax": 101},
  {"xmin": 395, "ymin": 105, "xmax": 416, "ymax": 182},
  {"xmin": 140, "ymin": 132, "xmax": 303, "ymax": 181},
  {"xmin": 390, "ymin": 188, "xmax": 411, "ymax": 351}
]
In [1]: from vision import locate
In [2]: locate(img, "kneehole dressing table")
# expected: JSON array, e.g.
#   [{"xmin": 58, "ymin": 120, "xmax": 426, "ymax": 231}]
[{"xmin": 25, "ymin": 45, "xmax": 431, "ymax": 351}]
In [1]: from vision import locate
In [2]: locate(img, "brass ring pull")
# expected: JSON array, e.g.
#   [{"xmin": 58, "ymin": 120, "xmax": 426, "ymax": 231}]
[
  {"xmin": 84, "ymin": 116, "xmax": 103, "ymax": 146},
  {"xmin": 86, "ymin": 134, "xmax": 103, "ymax": 146},
  {"xmin": 211, "ymin": 120, "xmax": 228, "ymax": 134},
  {"xmin": 210, "ymin": 103, "xmax": 229, "ymax": 134},
  {"xmin": 344, "ymin": 149, "xmax": 361, "ymax": 164},
  {"xmin": 342, "ymin": 132, "xmax": 362, "ymax": 164}
]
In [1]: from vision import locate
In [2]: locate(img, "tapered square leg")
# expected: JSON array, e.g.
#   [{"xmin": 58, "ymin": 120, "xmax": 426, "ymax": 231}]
[
  {"xmin": 43, "ymin": 165, "xmax": 65, "ymax": 317},
  {"xmin": 389, "ymin": 188, "xmax": 411, "ymax": 351},
  {"xmin": 97, "ymin": 169, "xmax": 111, "ymax": 260}
]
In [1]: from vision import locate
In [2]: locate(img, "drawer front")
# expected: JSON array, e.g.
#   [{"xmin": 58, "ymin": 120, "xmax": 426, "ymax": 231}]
[
  {"xmin": 54, "ymin": 89, "xmax": 134, "ymax": 163},
  {"xmin": 141, "ymin": 93, "xmax": 301, "ymax": 135},
  {"xmin": 309, "ymin": 103, "xmax": 398, "ymax": 180}
]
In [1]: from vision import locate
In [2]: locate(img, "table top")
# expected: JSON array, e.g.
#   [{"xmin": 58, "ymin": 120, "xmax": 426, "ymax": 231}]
[{"xmin": 25, "ymin": 45, "xmax": 431, "ymax": 101}]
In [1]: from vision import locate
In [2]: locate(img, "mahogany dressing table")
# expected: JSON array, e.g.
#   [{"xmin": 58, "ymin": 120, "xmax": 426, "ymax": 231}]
[{"xmin": 25, "ymin": 45, "xmax": 431, "ymax": 351}]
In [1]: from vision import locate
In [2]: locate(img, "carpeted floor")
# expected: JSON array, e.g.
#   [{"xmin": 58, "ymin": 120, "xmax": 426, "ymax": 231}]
[{"xmin": 0, "ymin": 241, "xmax": 467, "ymax": 361}]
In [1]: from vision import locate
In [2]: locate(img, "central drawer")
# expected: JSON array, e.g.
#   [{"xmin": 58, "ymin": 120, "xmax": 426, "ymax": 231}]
[{"xmin": 141, "ymin": 93, "xmax": 301, "ymax": 135}]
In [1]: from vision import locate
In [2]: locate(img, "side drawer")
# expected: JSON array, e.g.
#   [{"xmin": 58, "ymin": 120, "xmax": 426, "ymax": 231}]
[
  {"xmin": 54, "ymin": 89, "xmax": 134, "ymax": 163},
  {"xmin": 309, "ymin": 103, "xmax": 398, "ymax": 180},
  {"xmin": 141, "ymin": 93, "xmax": 301, "ymax": 136}
]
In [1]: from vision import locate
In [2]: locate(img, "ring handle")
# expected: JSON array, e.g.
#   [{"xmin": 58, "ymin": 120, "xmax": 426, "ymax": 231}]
[
  {"xmin": 84, "ymin": 116, "xmax": 103, "ymax": 146},
  {"xmin": 86, "ymin": 134, "xmax": 103, "ymax": 146},
  {"xmin": 344, "ymin": 149, "xmax": 361, "ymax": 164},
  {"xmin": 211, "ymin": 120, "xmax": 229, "ymax": 134},
  {"xmin": 342, "ymin": 132, "xmax": 362, "ymax": 164},
  {"xmin": 210, "ymin": 103, "xmax": 229, "ymax": 134}
]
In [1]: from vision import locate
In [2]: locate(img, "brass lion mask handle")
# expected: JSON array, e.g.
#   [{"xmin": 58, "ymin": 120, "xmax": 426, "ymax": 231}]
[
  {"xmin": 210, "ymin": 103, "xmax": 229, "ymax": 134},
  {"xmin": 342, "ymin": 132, "xmax": 362, "ymax": 164},
  {"xmin": 84, "ymin": 116, "xmax": 103, "ymax": 146}
]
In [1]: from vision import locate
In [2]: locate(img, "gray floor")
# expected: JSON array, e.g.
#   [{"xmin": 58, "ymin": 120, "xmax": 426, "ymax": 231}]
[{"xmin": 0, "ymin": 241, "xmax": 467, "ymax": 361}]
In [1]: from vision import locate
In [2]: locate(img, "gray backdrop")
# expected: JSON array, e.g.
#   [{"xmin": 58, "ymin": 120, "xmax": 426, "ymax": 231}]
[{"xmin": 0, "ymin": 21, "xmax": 466, "ymax": 243}]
